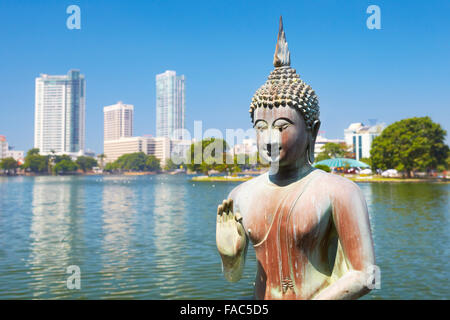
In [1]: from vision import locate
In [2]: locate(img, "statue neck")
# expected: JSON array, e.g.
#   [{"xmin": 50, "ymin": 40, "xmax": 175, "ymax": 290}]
[{"xmin": 267, "ymin": 157, "xmax": 314, "ymax": 187}]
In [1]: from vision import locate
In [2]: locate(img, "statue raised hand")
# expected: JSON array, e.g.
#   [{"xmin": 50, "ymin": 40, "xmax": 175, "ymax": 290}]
[{"xmin": 216, "ymin": 198, "xmax": 248, "ymax": 282}]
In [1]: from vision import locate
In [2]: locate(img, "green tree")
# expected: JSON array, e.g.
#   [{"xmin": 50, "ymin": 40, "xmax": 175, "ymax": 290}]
[
  {"xmin": 115, "ymin": 152, "xmax": 148, "ymax": 171},
  {"xmin": 370, "ymin": 117, "xmax": 449, "ymax": 177},
  {"xmin": 47, "ymin": 150, "xmax": 57, "ymax": 173},
  {"xmin": 98, "ymin": 154, "xmax": 106, "ymax": 170},
  {"xmin": 0, "ymin": 157, "xmax": 18, "ymax": 175},
  {"xmin": 316, "ymin": 142, "xmax": 349, "ymax": 162},
  {"xmin": 359, "ymin": 157, "xmax": 372, "ymax": 168},
  {"xmin": 314, "ymin": 164, "xmax": 331, "ymax": 172},
  {"xmin": 186, "ymin": 138, "xmax": 228, "ymax": 174},
  {"xmin": 163, "ymin": 158, "xmax": 178, "ymax": 171},
  {"xmin": 112, "ymin": 152, "xmax": 161, "ymax": 172},
  {"xmin": 76, "ymin": 156, "xmax": 98, "ymax": 172},
  {"xmin": 104, "ymin": 162, "xmax": 118, "ymax": 172},
  {"xmin": 213, "ymin": 152, "xmax": 233, "ymax": 174},
  {"xmin": 199, "ymin": 162, "xmax": 211, "ymax": 175},
  {"xmin": 22, "ymin": 148, "xmax": 48, "ymax": 173},
  {"xmin": 53, "ymin": 159, "xmax": 78, "ymax": 174},
  {"xmin": 145, "ymin": 155, "xmax": 161, "ymax": 171},
  {"xmin": 54, "ymin": 154, "xmax": 72, "ymax": 164},
  {"xmin": 48, "ymin": 153, "xmax": 73, "ymax": 174},
  {"xmin": 27, "ymin": 148, "xmax": 40, "ymax": 156}
]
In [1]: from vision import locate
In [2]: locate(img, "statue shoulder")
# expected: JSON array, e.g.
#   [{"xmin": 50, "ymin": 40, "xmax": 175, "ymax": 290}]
[
  {"xmin": 228, "ymin": 174, "xmax": 265, "ymax": 198},
  {"xmin": 227, "ymin": 173, "xmax": 267, "ymax": 211},
  {"xmin": 310, "ymin": 169, "xmax": 365, "ymax": 203}
]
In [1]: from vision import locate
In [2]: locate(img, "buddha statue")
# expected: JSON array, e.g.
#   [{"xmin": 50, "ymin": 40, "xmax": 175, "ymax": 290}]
[{"xmin": 216, "ymin": 17, "xmax": 376, "ymax": 300}]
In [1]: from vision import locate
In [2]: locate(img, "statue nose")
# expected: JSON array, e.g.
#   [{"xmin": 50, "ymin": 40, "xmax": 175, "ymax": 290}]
[{"xmin": 262, "ymin": 128, "xmax": 281, "ymax": 145}]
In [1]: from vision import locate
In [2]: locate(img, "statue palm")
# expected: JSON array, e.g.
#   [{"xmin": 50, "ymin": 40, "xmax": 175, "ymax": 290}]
[{"xmin": 216, "ymin": 199, "xmax": 246, "ymax": 259}]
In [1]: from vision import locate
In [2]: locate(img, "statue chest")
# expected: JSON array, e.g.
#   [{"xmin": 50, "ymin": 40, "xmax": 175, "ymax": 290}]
[
  {"xmin": 243, "ymin": 188, "xmax": 331, "ymax": 251},
  {"xmin": 242, "ymin": 188, "xmax": 333, "ymax": 299}
]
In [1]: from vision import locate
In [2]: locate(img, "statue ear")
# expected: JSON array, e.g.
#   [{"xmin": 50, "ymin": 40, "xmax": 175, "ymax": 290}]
[
  {"xmin": 312, "ymin": 120, "xmax": 321, "ymax": 140},
  {"xmin": 307, "ymin": 120, "xmax": 321, "ymax": 164}
]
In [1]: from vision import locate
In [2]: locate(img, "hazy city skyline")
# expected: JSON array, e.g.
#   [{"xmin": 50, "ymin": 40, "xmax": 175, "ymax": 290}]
[{"xmin": 1, "ymin": 1, "xmax": 449, "ymax": 153}]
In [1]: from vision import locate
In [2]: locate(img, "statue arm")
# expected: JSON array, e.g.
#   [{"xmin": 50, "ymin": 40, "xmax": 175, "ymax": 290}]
[
  {"xmin": 314, "ymin": 183, "xmax": 376, "ymax": 300},
  {"xmin": 220, "ymin": 231, "xmax": 249, "ymax": 282},
  {"xmin": 216, "ymin": 189, "xmax": 248, "ymax": 282}
]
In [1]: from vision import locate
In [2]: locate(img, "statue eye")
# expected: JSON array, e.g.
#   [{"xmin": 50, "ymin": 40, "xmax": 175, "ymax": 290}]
[
  {"xmin": 273, "ymin": 119, "xmax": 291, "ymax": 131},
  {"xmin": 254, "ymin": 121, "xmax": 268, "ymax": 131}
]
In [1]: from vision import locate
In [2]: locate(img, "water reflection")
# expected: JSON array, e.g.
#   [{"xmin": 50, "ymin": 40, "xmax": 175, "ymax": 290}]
[
  {"xmin": 359, "ymin": 183, "xmax": 376, "ymax": 241},
  {"xmin": 152, "ymin": 176, "xmax": 188, "ymax": 298},
  {"xmin": 28, "ymin": 176, "xmax": 85, "ymax": 299},
  {"xmin": 101, "ymin": 177, "xmax": 137, "ymax": 297}
]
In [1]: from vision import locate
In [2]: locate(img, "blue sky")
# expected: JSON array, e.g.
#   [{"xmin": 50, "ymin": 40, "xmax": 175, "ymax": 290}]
[{"xmin": 0, "ymin": 0, "xmax": 449, "ymax": 153}]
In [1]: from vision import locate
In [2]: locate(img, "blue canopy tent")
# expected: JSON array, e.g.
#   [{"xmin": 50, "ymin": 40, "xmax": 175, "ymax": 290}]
[{"xmin": 314, "ymin": 158, "xmax": 370, "ymax": 168}]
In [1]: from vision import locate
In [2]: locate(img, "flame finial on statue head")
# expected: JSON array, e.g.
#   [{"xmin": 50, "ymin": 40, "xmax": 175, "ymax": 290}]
[
  {"xmin": 273, "ymin": 16, "xmax": 290, "ymax": 67},
  {"xmin": 249, "ymin": 17, "xmax": 320, "ymax": 131}
]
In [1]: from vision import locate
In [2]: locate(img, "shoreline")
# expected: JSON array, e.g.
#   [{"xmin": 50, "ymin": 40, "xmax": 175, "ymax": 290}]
[
  {"xmin": 189, "ymin": 175, "xmax": 449, "ymax": 184},
  {"xmin": 191, "ymin": 175, "xmax": 254, "ymax": 182},
  {"xmin": 1, "ymin": 173, "xmax": 449, "ymax": 184},
  {"xmin": 349, "ymin": 177, "xmax": 449, "ymax": 183}
]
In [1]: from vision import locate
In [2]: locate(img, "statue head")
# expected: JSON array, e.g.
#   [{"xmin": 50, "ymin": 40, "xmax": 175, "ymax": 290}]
[{"xmin": 250, "ymin": 17, "xmax": 320, "ymax": 167}]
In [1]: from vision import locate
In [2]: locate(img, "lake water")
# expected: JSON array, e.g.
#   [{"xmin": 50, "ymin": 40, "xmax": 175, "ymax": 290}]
[{"xmin": 0, "ymin": 175, "xmax": 448, "ymax": 299}]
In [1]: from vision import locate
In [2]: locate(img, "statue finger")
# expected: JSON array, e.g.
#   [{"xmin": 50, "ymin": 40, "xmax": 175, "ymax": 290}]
[
  {"xmin": 228, "ymin": 198, "xmax": 234, "ymax": 213},
  {"xmin": 217, "ymin": 204, "xmax": 223, "ymax": 223},
  {"xmin": 235, "ymin": 211, "xmax": 243, "ymax": 223},
  {"xmin": 222, "ymin": 199, "xmax": 228, "ymax": 213}
]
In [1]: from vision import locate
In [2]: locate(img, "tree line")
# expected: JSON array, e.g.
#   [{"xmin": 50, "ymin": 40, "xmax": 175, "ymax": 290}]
[
  {"xmin": 315, "ymin": 117, "xmax": 449, "ymax": 177},
  {"xmin": 0, "ymin": 148, "xmax": 99, "ymax": 175},
  {"xmin": 103, "ymin": 152, "xmax": 161, "ymax": 172},
  {"xmin": 185, "ymin": 137, "xmax": 268, "ymax": 175}
]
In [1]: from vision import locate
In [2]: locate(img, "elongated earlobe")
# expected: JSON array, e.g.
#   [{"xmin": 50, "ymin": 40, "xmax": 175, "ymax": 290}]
[
  {"xmin": 307, "ymin": 139, "xmax": 315, "ymax": 164},
  {"xmin": 307, "ymin": 120, "xmax": 320, "ymax": 164}
]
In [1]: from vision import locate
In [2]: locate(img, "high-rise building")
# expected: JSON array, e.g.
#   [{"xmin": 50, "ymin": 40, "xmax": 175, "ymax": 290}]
[
  {"xmin": 344, "ymin": 122, "xmax": 385, "ymax": 160},
  {"xmin": 34, "ymin": 70, "xmax": 86, "ymax": 155},
  {"xmin": 103, "ymin": 101, "xmax": 134, "ymax": 142},
  {"xmin": 0, "ymin": 136, "xmax": 7, "ymax": 159},
  {"xmin": 156, "ymin": 70, "xmax": 185, "ymax": 139}
]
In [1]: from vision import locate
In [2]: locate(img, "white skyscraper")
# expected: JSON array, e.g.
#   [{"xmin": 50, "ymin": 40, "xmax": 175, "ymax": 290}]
[
  {"xmin": 34, "ymin": 70, "xmax": 86, "ymax": 155},
  {"xmin": 156, "ymin": 70, "xmax": 185, "ymax": 139},
  {"xmin": 103, "ymin": 101, "xmax": 134, "ymax": 142}
]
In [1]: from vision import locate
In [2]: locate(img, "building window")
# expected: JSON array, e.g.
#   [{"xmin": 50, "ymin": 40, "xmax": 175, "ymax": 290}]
[{"xmin": 358, "ymin": 135, "xmax": 362, "ymax": 160}]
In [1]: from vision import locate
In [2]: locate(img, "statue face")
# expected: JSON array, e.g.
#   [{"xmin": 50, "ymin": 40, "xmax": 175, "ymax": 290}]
[{"xmin": 253, "ymin": 106, "xmax": 309, "ymax": 167}]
